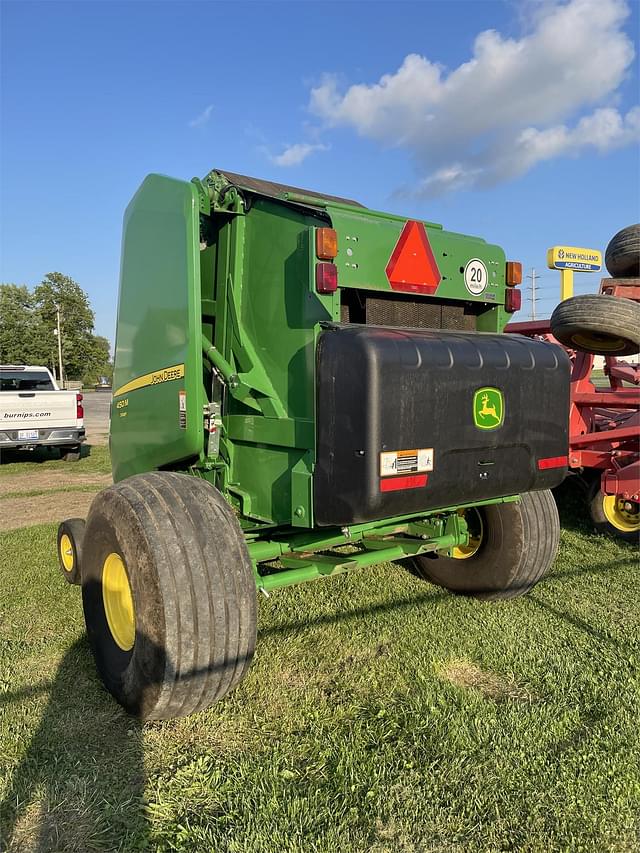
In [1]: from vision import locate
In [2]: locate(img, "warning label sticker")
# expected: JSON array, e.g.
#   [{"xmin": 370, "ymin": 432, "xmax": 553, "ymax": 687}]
[
  {"xmin": 380, "ymin": 448, "xmax": 433, "ymax": 477},
  {"xmin": 178, "ymin": 390, "xmax": 187, "ymax": 429}
]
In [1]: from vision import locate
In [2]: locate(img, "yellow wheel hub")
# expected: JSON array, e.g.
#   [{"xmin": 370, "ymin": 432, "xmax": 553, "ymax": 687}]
[
  {"xmin": 451, "ymin": 508, "xmax": 484, "ymax": 559},
  {"xmin": 60, "ymin": 533, "xmax": 74, "ymax": 572},
  {"xmin": 102, "ymin": 553, "xmax": 136, "ymax": 651},
  {"xmin": 602, "ymin": 495, "xmax": 640, "ymax": 533},
  {"xmin": 571, "ymin": 332, "xmax": 625, "ymax": 353}
]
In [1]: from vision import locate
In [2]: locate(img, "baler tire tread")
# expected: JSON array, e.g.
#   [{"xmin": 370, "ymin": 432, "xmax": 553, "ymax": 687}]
[
  {"xmin": 550, "ymin": 294, "xmax": 640, "ymax": 356},
  {"xmin": 605, "ymin": 224, "xmax": 640, "ymax": 278},
  {"xmin": 81, "ymin": 472, "xmax": 256, "ymax": 720},
  {"xmin": 409, "ymin": 490, "xmax": 559, "ymax": 600}
]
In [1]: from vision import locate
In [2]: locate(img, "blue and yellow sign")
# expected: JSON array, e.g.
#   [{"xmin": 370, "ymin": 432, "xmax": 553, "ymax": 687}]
[{"xmin": 547, "ymin": 246, "xmax": 602, "ymax": 272}]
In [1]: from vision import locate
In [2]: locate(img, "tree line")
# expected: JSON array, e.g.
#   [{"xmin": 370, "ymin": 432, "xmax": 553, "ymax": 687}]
[{"xmin": 0, "ymin": 272, "xmax": 112, "ymax": 384}]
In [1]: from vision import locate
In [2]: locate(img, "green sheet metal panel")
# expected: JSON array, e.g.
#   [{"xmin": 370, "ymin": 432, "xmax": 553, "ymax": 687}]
[
  {"xmin": 110, "ymin": 174, "xmax": 203, "ymax": 482},
  {"xmin": 327, "ymin": 206, "xmax": 507, "ymax": 306},
  {"xmin": 235, "ymin": 199, "xmax": 330, "ymax": 419},
  {"xmin": 218, "ymin": 198, "xmax": 331, "ymax": 525}
]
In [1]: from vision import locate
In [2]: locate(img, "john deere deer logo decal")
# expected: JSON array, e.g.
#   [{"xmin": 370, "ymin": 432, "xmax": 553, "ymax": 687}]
[{"xmin": 473, "ymin": 387, "xmax": 504, "ymax": 430}]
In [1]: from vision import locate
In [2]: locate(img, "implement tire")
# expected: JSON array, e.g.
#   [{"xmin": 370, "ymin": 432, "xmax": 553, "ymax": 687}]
[
  {"xmin": 550, "ymin": 294, "xmax": 640, "ymax": 356},
  {"xmin": 410, "ymin": 491, "xmax": 559, "ymax": 600},
  {"xmin": 605, "ymin": 224, "xmax": 640, "ymax": 278},
  {"xmin": 588, "ymin": 478, "xmax": 639, "ymax": 543},
  {"xmin": 81, "ymin": 472, "xmax": 257, "ymax": 720},
  {"xmin": 57, "ymin": 518, "xmax": 85, "ymax": 585}
]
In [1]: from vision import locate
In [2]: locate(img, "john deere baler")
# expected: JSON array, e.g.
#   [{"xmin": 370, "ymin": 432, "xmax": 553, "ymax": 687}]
[{"xmin": 58, "ymin": 169, "xmax": 569, "ymax": 719}]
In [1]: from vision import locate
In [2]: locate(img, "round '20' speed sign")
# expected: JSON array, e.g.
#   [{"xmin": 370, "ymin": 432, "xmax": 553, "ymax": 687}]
[{"xmin": 464, "ymin": 259, "xmax": 488, "ymax": 295}]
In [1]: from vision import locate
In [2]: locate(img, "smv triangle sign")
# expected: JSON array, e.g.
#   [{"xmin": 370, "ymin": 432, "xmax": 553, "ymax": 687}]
[{"xmin": 385, "ymin": 220, "xmax": 441, "ymax": 295}]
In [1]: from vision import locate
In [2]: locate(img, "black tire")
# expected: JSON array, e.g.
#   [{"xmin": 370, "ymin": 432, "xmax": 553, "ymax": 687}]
[
  {"xmin": 587, "ymin": 478, "xmax": 639, "ymax": 543},
  {"xmin": 81, "ymin": 472, "xmax": 257, "ymax": 720},
  {"xmin": 605, "ymin": 224, "xmax": 640, "ymax": 278},
  {"xmin": 550, "ymin": 294, "xmax": 640, "ymax": 356},
  {"xmin": 57, "ymin": 518, "xmax": 85, "ymax": 585},
  {"xmin": 409, "ymin": 490, "xmax": 559, "ymax": 600},
  {"xmin": 61, "ymin": 446, "xmax": 81, "ymax": 462}
]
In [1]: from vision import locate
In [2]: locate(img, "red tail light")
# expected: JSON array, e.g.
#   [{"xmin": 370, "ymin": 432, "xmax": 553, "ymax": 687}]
[
  {"xmin": 76, "ymin": 393, "xmax": 84, "ymax": 419},
  {"xmin": 505, "ymin": 288, "xmax": 521, "ymax": 313},
  {"xmin": 316, "ymin": 262, "xmax": 338, "ymax": 293}
]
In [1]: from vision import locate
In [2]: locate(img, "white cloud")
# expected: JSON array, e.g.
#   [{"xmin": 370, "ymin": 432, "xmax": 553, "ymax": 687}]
[
  {"xmin": 189, "ymin": 104, "xmax": 214, "ymax": 129},
  {"xmin": 271, "ymin": 142, "xmax": 328, "ymax": 167},
  {"xmin": 309, "ymin": 0, "xmax": 637, "ymax": 195},
  {"xmin": 418, "ymin": 106, "xmax": 640, "ymax": 195}
]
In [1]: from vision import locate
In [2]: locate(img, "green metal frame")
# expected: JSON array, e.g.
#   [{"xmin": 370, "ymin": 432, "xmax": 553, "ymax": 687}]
[{"xmin": 247, "ymin": 496, "xmax": 519, "ymax": 591}]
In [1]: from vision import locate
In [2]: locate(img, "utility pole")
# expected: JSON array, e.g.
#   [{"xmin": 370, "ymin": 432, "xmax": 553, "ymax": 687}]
[
  {"xmin": 55, "ymin": 304, "xmax": 64, "ymax": 386},
  {"xmin": 526, "ymin": 268, "xmax": 539, "ymax": 321}
]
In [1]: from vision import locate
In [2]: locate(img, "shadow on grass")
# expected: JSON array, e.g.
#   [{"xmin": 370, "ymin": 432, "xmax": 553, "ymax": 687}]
[
  {"xmin": 0, "ymin": 638, "xmax": 148, "ymax": 852},
  {"xmin": 526, "ymin": 593, "xmax": 638, "ymax": 658},
  {"xmin": 259, "ymin": 585, "xmax": 447, "ymax": 638},
  {"xmin": 553, "ymin": 556, "xmax": 638, "ymax": 581},
  {"xmin": 257, "ymin": 551, "xmax": 636, "ymax": 639},
  {"xmin": 0, "ymin": 443, "xmax": 94, "ymax": 466},
  {"xmin": 552, "ymin": 474, "xmax": 594, "ymax": 535}
]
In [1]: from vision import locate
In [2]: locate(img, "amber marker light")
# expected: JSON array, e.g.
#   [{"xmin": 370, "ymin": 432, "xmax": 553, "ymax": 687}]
[
  {"xmin": 316, "ymin": 228, "xmax": 338, "ymax": 260},
  {"xmin": 506, "ymin": 261, "xmax": 523, "ymax": 286}
]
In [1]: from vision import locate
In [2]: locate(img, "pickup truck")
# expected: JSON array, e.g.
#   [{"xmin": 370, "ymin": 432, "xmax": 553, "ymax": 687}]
[{"xmin": 0, "ymin": 365, "xmax": 86, "ymax": 460}]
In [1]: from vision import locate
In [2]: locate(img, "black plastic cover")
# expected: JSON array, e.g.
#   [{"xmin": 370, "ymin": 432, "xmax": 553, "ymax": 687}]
[{"xmin": 314, "ymin": 325, "xmax": 570, "ymax": 526}]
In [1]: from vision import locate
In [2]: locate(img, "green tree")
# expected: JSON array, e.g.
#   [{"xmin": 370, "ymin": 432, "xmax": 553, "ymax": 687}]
[
  {"xmin": 82, "ymin": 335, "xmax": 112, "ymax": 385},
  {"xmin": 1, "ymin": 274, "xmax": 112, "ymax": 383},
  {"xmin": 0, "ymin": 284, "xmax": 52, "ymax": 366},
  {"xmin": 33, "ymin": 272, "xmax": 98, "ymax": 381}
]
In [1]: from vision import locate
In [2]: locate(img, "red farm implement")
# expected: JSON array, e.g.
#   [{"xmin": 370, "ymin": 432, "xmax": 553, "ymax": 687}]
[{"xmin": 507, "ymin": 226, "xmax": 640, "ymax": 542}]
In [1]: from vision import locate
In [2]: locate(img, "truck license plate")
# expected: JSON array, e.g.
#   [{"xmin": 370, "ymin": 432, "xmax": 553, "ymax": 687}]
[{"xmin": 18, "ymin": 429, "xmax": 39, "ymax": 440}]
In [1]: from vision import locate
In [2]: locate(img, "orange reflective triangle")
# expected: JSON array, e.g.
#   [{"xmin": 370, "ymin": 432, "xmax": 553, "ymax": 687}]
[{"xmin": 385, "ymin": 220, "xmax": 441, "ymax": 294}]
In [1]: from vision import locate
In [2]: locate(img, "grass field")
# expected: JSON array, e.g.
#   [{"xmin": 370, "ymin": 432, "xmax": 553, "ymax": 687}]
[{"xmin": 1, "ymin": 481, "xmax": 638, "ymax": 852}]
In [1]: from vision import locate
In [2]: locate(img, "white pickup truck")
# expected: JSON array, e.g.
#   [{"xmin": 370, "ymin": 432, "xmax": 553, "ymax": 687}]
[{"xmin": 0, "ymin": 365, "xmax": 86, "ymax": 461}]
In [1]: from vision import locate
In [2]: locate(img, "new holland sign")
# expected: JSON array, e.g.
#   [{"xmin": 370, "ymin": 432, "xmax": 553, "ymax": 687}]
[{"xmin": 547, "ymin": 246, "xmax": 602, "ymax": 272}]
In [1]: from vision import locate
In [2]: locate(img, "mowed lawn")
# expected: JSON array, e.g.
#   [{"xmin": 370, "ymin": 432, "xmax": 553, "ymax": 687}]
[{"xmin": 0, "ymin": 481, "xmax": 638, "ymax": 852}]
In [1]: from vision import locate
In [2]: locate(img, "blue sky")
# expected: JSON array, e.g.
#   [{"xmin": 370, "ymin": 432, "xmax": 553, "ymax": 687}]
[{"xmin": 1, "ymin": 0, "xmax": 638, "ymax": 345}]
